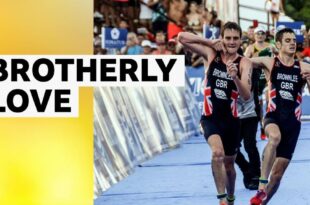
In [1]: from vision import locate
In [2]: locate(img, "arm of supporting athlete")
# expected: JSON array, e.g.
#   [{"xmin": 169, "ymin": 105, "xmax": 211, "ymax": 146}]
[
  {"xmin": 250, "ymin": 57, "xmax": 274, "ymax": 81},
  {"xmin": 178, "ymin": 32, "xmax": 219, "ymax": 61},
  {"xmin": 250, "ymin": 57, "xmax": 272, "ymax": 69},
  {"xmin": 233, "ymin": 58, "xmax": 252, "ymax": 101}
]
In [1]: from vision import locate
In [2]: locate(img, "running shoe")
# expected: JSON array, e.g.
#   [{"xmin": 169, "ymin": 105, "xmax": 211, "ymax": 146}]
[
  {"xmin": 250, "ymin": 190, "xmax": 267, "ymax": 205},
  {"xmin": 260, "ymin": 134, "xmax": 267, "ymax": 140}
]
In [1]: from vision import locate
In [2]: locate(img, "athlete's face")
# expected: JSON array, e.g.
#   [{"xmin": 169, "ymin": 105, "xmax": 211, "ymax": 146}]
[
  {"xmin": 277, "ymin": 33, "xmax": 296, "ymax": 55},
  {"xmin": 223, "ymin": 29, "xmax": 241, "ymax": 54}
]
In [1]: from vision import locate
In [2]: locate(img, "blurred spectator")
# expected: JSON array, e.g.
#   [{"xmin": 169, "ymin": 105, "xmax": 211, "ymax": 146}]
[
  {"xmin": 128, "ymin": 0, "xmax": 140, "ymax": 31},
  {"xmin": 93, "ymin": 34, "xmax": 107, "ymax": 55},
  {"xmin": 167, "ymin": 38, "xmax": 177, "ymax": 54},
  {"xmin": 94, "ymin": 11, "xmax": 104, "ymax": 36},
  {"xmin": 266, "ymin": 27, "xmax": 276, "ymax": 44},
  {"xmin": 141, "ymin": 40, "xmax": 154, "ymax": 54},
  {"xmin": 301, "ymin": 28, "xmax": 310, "ymax": 58},
  {"xmin": 98, "ymin": 1, "xmax": 116, "ymax": 27},
  {"xmin": 137, "ymin": 27, "xmax": 156, "ymax": 41},
  {"xmin": 94, "ymin": 45, "xmax": 107, "ymax": 55},
  {"xmin": 94, "ymin": 32, "xmax": 102, "ymax": 45},
  {"xmin": 151, "ymin": 0, "xmax": 168, "ymax": 35},
  {"xmin": 247, "ymin": 26, "xmax": 256, "ymax": 44},
  {"xmin": 302, "ymin": 43, "xmax": 310, "ymax": 58},
  {"xmin": 265, "ymin": 0, "xmax": 284, "ymax": 26},
  {"xmin": 203, "ymin": 10, "xmax": 222, "ymax": 39},
  {"xmin": 152, "ymin": 40, "xmax": 172, "ymax": 54},
  {"xmin": 200, "ymin": 7, "xmax": 209, "ymax": 25},
  {"xmin": 205, "ymin": 0, "xmax": 218, "ymax": 11},
  {"xmin": 208, "ymin": 10, "xmax": 218, "ymax": 26},
  {"xmin": 241, "ymin": 40, "xmax": 250, "ymax": 53},
  {"xmin": 296, "ymin": 42, "xmax": 304, "ymax": 60},
  {"xmin": 119, "ymin": 19, "xmax": 130, "ymax": 30},
  {"xmin": 140, "ymin": 0, "xmax": 154, "ymax": 31},
  {"xmin": 269, "ymin": 26, "xmax": 276, "ymax": 36},
  {"xmin": 266, "ymin": 33, "xmax": 275, "ymax": 44},
  {"xmin": 113, "ymin": 0, "xmax": 129, "ymax": 26},
  {"xmin": 137, "ymin": 33, "xmax": 146, "ymax": 45},
  {"xmin": 186, "ymin": 1, "xmax": 202, "ymax": 35},
  {"xmin": 201, "ymin": 9, "xmax": 221, "ymax": 29},
  {"xmin": 167, "ymin": 0, "xmax": 187, "ymax": 39},
  {"xmin": 155, "ymin": 30, "xmax": 166, "ymax": 42},
  {"xmin": 121, "ymin": 32, "xmax": 143, "ymax": 54},
  {"xmin": 245, "ymin": 27, "xmax": 273, "ymax": 58}
]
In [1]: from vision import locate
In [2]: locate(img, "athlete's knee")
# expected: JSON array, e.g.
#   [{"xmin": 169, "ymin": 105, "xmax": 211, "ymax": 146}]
[
  {"xmin": 267, "ymin": 132, "xmax": 281, "ymax": 146},
  {"xmin": 212, "ymin": 149, "xmax": 225, "ymax": 162}
]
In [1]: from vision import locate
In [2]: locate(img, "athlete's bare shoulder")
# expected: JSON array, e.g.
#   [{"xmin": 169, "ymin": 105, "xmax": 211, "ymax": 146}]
[
  {"xmin": 300, "ymin": 61, "xmax": 310, "ymax": 72},
  {"xmin": 239, "ymin": 56, "xmax": 252, "ymax": 71},
  {"xmin": 240, "ymin": 55, "xmax": 252, "ymax": 64}
]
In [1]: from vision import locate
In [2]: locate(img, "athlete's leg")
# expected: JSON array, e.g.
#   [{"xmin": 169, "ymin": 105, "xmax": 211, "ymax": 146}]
[
  {"xmin": 224, "ymin": 155, "xmax": 237, "ymax": 205},
  {"xmin": 235, "ymin": 151, "xmax": 250, "ymax": 174},
  {"xmin": 260, "ymin": 86, "xmax": 269, "ymax": 140},
  {"xmin": 250, "ymin": 122, "xmax": 281, "ymax": 205},
  {"xmin": 235, "ymin": 150, "xmax": 252, "ymax": 189},
  {"xmin": 259, "ymin": 98, "xmax": 266, "ymax": 140},
  {"xmin": 261, "ymin": 157, "xmax": 290, "ymax": 205},
  {"xmin": 235, "ymin": 119, "xmax": 251, "ymax": 189},
  {"xmin": 208, "ymin": 134, "xmax": 227, "ymax": 205},
  {"xmin": 259, "ymin": 123, "xmax": 281, "ymax": 190},
  {"xmin": 243, "ymin": 117, "xmax": 260, "ymax": 189}
]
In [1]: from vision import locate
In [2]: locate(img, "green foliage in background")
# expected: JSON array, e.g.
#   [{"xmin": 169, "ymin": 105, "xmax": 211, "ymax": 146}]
[{"xmin": 285, "ymin": 0, "xmax": 310, "ymax": 29}]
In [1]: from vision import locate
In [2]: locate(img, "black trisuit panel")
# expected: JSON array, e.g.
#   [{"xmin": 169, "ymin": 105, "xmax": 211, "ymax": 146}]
[
  {"xmin": 200, "ymin": 52, "xmax": 242, "ymax": 156},
  {"xmin": 264, "ymin": 57, "xmax": 305, "ymax": 160}
]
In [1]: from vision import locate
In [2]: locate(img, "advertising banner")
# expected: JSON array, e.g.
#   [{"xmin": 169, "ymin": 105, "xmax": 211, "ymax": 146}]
[
  {"xmin": 94, "ymin": 77, "xmax": 200, "ymax": 197},
  {"xmin": 102, "ymin": 27, "xmax": 128, "ymax": 49}
]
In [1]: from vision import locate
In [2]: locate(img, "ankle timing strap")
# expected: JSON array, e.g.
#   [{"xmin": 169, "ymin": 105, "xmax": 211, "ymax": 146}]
[
  {"xmin": 226, "ymin": 195, "xmax": 235, "ymax": 202},
  {"xmin": 259, "ymin": 177, "xmax": 269, "ymax": 184},
  {"xmin": 217, "ymin": 193, "xmax": 227, "ymax": 199}
]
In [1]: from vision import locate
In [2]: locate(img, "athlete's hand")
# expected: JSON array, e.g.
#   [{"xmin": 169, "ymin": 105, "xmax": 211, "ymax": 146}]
[
  {"xmin": 227, "ymin": 60, "xmax": 238, "ymax": 79},
  {"xmin": 269, "ymin": 45, "xmax": 278, "ymax": 55},
  {"xmin": 211, "ymin": 39, "xmax": 227, "ymax": 53},
  {"xmin": 301, "ymin": 70, "xmax": 310, "ymax": 80}
]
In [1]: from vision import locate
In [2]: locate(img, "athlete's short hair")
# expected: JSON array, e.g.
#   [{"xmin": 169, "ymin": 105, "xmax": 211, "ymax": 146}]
[
  {"xmin": 275, "ymin": 28, "xmax": 295, "ymax": 43},
  {"xmin": 221, "ymin": 22, "xmax": 242, "ymax": 38}
]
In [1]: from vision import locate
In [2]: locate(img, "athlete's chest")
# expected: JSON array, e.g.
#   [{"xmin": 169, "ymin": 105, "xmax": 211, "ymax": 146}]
[
  {"xmin": 272, "ymin": 67, "xmax": 302, "ymax": 87},
  {"xmin": 271, "ymin": 67, "xmax": 303, "ymax": 101}
]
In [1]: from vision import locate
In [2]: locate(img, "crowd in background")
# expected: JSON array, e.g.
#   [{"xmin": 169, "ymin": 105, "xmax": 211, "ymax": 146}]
[{"xmin": 94, "ymin": 0, "xmax": 310, "ymax": 66}]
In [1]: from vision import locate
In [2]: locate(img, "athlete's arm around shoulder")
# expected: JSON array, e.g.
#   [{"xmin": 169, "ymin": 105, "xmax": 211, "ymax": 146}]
[
  {"xmin": 178, "ymin": 32, "xmax": 219, "ymax": 63},
  {"xmin": 250, "ymin": 56, "xmax": 274, "ymax": 79},
  {"xmin": 236, "ymin": 57, "xmax": 252, "ymax": 101},
  {"xmin": 300, "ymin": 61, "xmax": 310, "ymax": 91}
]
